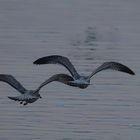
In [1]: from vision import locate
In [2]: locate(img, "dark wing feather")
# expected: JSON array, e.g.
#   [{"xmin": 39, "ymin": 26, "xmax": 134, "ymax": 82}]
[
  {"xmin": 0, "ymin": 74, "xmax": 27, "ymax": 94},
  {"xmin": 8, "ymin": 96, "xmax": 22, "ymax": 101},
  {"xmin": 89, "ymin": 62, "xmax": 135, "ymax": 78},
  {"xmin": 33, "ymin": 55, "xmax": 80, "ymax": 79},
  {"xmin": 36, "ymin": 73, "xmax": 74, "ymax": 92}
]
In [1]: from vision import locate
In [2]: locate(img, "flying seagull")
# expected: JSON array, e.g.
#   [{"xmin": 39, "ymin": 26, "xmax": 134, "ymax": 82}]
[
  {"xmin": 0, "ymin": 74, "xmax": 73, "ymax": 105},
  {"xmin": 34, "ymin": 55, "xmax": 135, "ymax": 89}
]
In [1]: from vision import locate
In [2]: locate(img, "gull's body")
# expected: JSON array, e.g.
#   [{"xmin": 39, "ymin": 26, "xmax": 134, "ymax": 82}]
[
  {"xmin": 0, "ymin": 74, "xmax": 73, "ymax": 105},
  {"xmin": 34, "ymin": 55, "xmax": 135, "ymax": 89}
]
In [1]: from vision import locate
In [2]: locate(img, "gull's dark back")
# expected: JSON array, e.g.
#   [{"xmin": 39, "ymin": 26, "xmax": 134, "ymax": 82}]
[
  {"xmin": 0, "ymin": 74, "xmax": 27, "ymax": 94},
  {"xmin": 34, "ymin": 55, "xmax": 80, "ymax": 79},
  {"xmin": 89, "ymin": 62, "xmax": 135, "ymax": 78}
]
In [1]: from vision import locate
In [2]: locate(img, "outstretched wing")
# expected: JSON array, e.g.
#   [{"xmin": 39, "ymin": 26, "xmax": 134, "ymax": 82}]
[
  {"xmin": 88, "ymin": 62, "xmax": 135, "ymax": 78},
  {"xmin": 36, "ymin": 73, "xmax": 74, "ymax": 92},
  {"xmin": 0, "ymin": 74, "xmax": 27, "ymax": 94},
  {"xmin": 33, "ymin": 55, "xmax": 80, "ymax": 79}
]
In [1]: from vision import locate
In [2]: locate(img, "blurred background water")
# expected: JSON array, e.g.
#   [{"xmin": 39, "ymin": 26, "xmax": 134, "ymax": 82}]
[{"xmin": 0, "ymin": 0, "xmax": 139, "ymax": 140}]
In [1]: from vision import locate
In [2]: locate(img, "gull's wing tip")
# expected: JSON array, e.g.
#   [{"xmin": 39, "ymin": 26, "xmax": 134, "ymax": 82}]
[
  {"xmin": 33, "ymin": 55, "xmax": 68, "ymax": 65},
  {"xmin": 129, "ymin": 70, "xmax": 135, "ymax": 75},
  {"xmin": 104, "ymin": 61, "xmax": 136, "ymax": 76},
  {"xmin": 33, "ymin": 60, "xmax": 38, "ymax": 64},
  {"xmin": 115, "ymin": 65, "xmax": 135, "ymax": 76},
  {"xmin": 33, "ymin": 56, "xmax": 53, "ymax": 65},
  {"xmin": 33, "ymin": 59, "xmax": 43, "ymax": 65},
  {"xmin": 120, "ymin": 64, "xmax": 135, "ymax": 75}
]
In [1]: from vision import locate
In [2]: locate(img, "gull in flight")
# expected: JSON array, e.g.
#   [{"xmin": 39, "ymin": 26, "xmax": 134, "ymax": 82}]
[
  {"xmin": 0, "ymin": 74, "xmax": 73, "ymax": 105},
  {"xmin": 34, "ymin": 55, "xmax": 135, "ymax": 89}
]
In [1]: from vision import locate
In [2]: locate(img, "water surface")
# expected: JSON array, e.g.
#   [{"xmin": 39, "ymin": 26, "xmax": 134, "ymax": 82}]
[{"xmin": 0, "ymin": 0, "xmax": 139, "ymax": 140}]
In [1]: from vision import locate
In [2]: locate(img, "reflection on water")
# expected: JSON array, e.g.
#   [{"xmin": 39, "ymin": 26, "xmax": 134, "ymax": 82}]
[
  {"xmin": 70, "ymin": 26, "xmax": 97, "ymax": 47},
  {"xmin": 0, "ymin": 0, "xmax": 139, "ymax": 140},
  {"xmin": 70, "ymin": 26, "xmax": 119, "ymax": 47}
]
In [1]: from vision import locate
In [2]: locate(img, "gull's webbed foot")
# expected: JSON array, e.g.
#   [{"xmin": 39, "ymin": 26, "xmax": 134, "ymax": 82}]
[{"xmin": 23, "ymin": 102, "xmax": 28, "ymax": 106}]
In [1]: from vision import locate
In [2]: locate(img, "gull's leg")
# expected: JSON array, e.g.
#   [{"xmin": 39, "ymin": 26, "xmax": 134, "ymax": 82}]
[{"xmin": 23, "ymin": 102, "xmax": 28, "ymax": 106}]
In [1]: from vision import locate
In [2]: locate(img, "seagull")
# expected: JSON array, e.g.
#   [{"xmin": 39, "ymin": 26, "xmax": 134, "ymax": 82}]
[
  {"xmin": 34, "ymin": 55, "xmax": 135, "ymax": 89},
  {"xmin": 0, "ymin": 74, "xmax": 74, "ymax": 105}
]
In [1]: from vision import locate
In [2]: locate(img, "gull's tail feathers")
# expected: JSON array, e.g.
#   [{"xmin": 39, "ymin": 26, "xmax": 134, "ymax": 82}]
[{"xmin": 8, "ymin": 96, "xmax": 23, "ymax": 101}]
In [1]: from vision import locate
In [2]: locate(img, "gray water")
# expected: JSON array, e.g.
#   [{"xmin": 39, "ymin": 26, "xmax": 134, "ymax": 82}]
[{"xmin": 0, "ymin": 0, "xmax": 139, "ymax": 140}]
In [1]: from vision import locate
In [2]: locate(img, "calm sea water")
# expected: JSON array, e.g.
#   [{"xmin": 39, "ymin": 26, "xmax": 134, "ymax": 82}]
[{"xmin": 0, "ymin": 0, "xmax": 139, "ymax": 140}]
